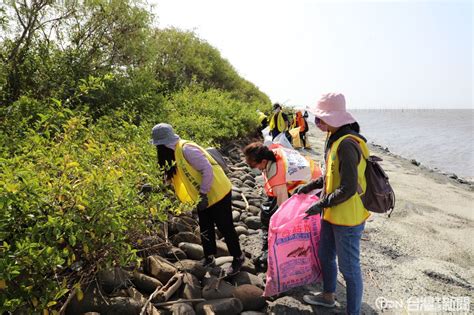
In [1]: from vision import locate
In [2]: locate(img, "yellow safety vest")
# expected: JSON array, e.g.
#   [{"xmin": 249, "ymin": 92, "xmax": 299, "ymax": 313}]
[
  {"xmin": 323, "ymin": 135, "xmax": 371, "ymax": 226},
  {"xmin": 269, "ymin": 112, "xmax": 287, "ymax": 132},
  {"xmin": 258, "ymin": 112, "xmax": 268, "ymax": 124},
  {"xmin": 172, "ymin": 140, "xmax": 232, "ymax": 207}
]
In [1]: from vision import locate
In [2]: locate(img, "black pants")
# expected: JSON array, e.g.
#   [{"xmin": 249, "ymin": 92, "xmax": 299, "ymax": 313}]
[
  {"xmin": 197, "ymin": 192, "xmax": 242, "ymax": 258},
  {"xmin": 299, "ymin": 131, "xmax": 307, "ymax": 147}
]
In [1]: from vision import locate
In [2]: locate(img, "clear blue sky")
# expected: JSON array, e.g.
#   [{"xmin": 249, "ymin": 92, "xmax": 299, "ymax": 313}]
[{"xmin": 151, "ymin": 0, "xmax": 472, "ymax": 109}]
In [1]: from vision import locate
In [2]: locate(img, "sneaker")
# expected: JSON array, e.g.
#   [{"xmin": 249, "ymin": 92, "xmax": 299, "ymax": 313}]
[
  {"xmin": 200, "ymin": 255, "xmax": 216, "ymax": 268},
  {"xmin": 303, "ymin": 293, "xmax": 336, "ymax": 308},
  {"xmin": 226, "ymin": 253, "xmax": 245, "ymax": 276}
]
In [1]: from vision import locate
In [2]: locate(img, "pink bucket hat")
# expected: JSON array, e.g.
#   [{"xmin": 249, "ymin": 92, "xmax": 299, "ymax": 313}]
[{"xmin": 309, "ymin": 93, "xmax": 356, "ymax": 128}]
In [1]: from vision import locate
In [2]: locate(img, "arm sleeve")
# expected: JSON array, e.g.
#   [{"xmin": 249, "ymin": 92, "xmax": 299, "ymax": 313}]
[
  {"xmin": 182, "ymin": 145, "xmax": 214, "ymax": 194},
  {"xmin": 305, "ymin": 176, "xmax": 324, "ymax": 190},
  {"xmin": 318, "ymin": 139, "xmax": 360, "ymax": 208}
]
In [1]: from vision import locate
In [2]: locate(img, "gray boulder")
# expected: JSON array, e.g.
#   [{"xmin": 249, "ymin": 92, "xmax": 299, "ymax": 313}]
[
  {"xmin": 131, "ymin": 271, "xmax": 162, "ymax": 295},
  {"xmin": 196, "ymin": 298, "xmax": 243, "ymax": 315},
  {"xmin": 233, "ymin": 284, "xmax": 266, "ymax": 311},
  {"xmin": 176, "ymin": 259, "xmax": 207, "ymax": 280},
  {"xmin": 144, "ymin": 256, "xmax": 177, "ymax": 284},
  {"xmin": 178, "ymin": 242, "xmax": 204, "ymax": 260},
  {"xmin": 244, "ymin": 216, "xmax": 262, "ymax": 230}
]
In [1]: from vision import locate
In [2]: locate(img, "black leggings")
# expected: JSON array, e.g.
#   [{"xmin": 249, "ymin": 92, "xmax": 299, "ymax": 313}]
[
  {"xmin": 197, "ymin": 192, "xmax": 242, "ymax": 258},
  {"xmin": 299, "ymin": 131, "xmax": 307, "ymax": 147}
]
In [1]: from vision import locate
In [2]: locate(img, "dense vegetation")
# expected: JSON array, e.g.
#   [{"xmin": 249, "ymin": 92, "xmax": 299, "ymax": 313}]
[{"xmin": 0, "ymin": 0, "xmax": 271, "ymax": 312}]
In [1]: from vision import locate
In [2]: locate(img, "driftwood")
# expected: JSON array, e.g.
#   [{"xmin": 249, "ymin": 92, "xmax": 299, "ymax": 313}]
[
  {"xmin": 241, "ymin": 193, "xmax": 249, "ymax": 211},
  {"xmin": 154, "ymin": 273, "xmax": 184, "ymax": 302},
  {"xmin": 203, "ymin": 304, "xmax": 216, "ymax": 315},
  {"xmin": 59, "ymin": 288, "xmax": 76, "ymax": 315},
  {"xmin": 140, "ymin": 273, "xmax": 184, "ymax": 315}
]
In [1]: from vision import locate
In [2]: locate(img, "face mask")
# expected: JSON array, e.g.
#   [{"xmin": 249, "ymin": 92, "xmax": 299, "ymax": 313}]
[
  {"xmin": 316, "ymin": 123, "xmax": 328, "ymax": 132},
  {"xmin": 315, "ymin": 117, "xmax": 328, "ymax": 132},
  {"xmin": 273, "ymin": 108, "xmax": 280, "ymax": 113}
]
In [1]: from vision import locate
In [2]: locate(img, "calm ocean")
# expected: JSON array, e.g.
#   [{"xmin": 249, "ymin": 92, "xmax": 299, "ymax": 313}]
[{"xmin": 309, "ymin": 109, "xmax": 474, "ymax": 180}]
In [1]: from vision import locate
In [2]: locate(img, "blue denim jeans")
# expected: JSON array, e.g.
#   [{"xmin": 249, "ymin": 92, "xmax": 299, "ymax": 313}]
[{"xmin": 318, "ymin": 219, "xmax": 365, "ymax": 315}]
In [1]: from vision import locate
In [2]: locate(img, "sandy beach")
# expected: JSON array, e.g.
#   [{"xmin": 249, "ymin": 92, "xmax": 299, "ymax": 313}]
[{"xmin": 256, "ymin": 124, "xmax": 474, "ymax": 314}]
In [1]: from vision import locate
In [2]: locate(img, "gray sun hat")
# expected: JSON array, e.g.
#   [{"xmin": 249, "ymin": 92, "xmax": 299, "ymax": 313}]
[{"xmin": 149, "ymin": 123, "xmax": 180, "ymax": 146}]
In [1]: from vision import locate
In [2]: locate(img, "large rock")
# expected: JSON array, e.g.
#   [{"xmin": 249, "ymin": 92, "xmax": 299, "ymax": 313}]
[
  {"xmin": 232, "ymin": 186, "xmax": 242, "ymax": 193},
  {"xmin": 231, "ymin": 178, "xmax": 244, "ymax": 187},
  {"xmin": 177, "ymin": 259, "xmax": 207, "ymax": 279},
  {"xmin": 247, "ymin": 199, "xmax": 262, "ymax": 208},
  {"xmin": 180, "ymin": 272, "xmax": 202, "ymax": 300},
  {"xmin": 66, "ymin": 282, "xmax": 105, "ymax": 315},
  {"xmin": 144, "ymin": 256, "xmax": 177, "ymax": 284},
  {"xmin": 231, "ymin": 190, "xmax": 243, "ymax": 200},
  {"xmin": 131, "ymin": 271, "xmax": 162, "ymax": 295},
  {"xmin": 247, "ymin": 205, "xmax": 260, "ymax": 216},
  {"xmin": 196, "ymin": 298, "xmax": 243, "ymax": 315},
  {"xmin": 232, "ymin": 210, "xmax": 241, "ymax": 222},
  {"xmin": 230, "ymin": 271, "xmax": 264, "ymax": 288},
  {"xmin": 234, "ymin": 226, "xmax": 249, "ymax": 237},
  {"xmin": 241, "ymin": 260, "xmax": 257, "ymax": 274},
  {"xmin": 234, "ymin": 162, "xmax": 249, "ymax": 168},
  {"xmin": 169, "ymin": 216, "xmax": 196, "ymax": 234},
  {"xmin": 100, "ymin": 297, "xmax": 142, "ymax": 314},
  {"xmin": 243, "ymin": 180, "xmax": 256, "ymax": 188},
  {"xmin": 233, "ymin": 284, "xmax": 266, "ymax": 311},
  {"xmin": 99, "ymin": 296, "xmax": 160, "ymax": 315},
  {"xmin": 232, "ymin": 200, "xmax": 247, "ymax": 210},
  {"xmin": 216, "ymin": 240, "xmax": 230, "ymax": 257},
  {"xmin": 240, "ymin": 212, "xmax": 250, "ymax": 222},
  {"xmin": 219, "ymin": 259, "xmax": 255, "ymax": 275},
  {"xmin": 97, "ymin": 267, "xmax": 130, "ymax": 294},
  {"xmin": 244, "ymin": 216, "xmax": 262, "ymax": 230},
  {"xmin": 242, "ymin": 174, "xmax": 256, "ymax": 183},
  {"xmin": 178, "ymin": 242, "xmax": 204, "ymax": 260},
  {"xmin": 171, "ymin": 232, "xmax": 201, "ymax": 246},
  {"xmin": 202, "ymin": 276, "xmax": 235, "ymax": 300},
  {"xmin": 230, "ymin": 171, "xmax": 246, "ymax": 180},
  {"xmin": 215, "ymin": 256, "xmax": 233, "ymax": 266},
  {"xmin": 169, "ymin": 303, "xmax": 196, "ymax": 315},
  {"xmin": 164, "ymin": 246, "xmax": 187, "ymax": 261}
]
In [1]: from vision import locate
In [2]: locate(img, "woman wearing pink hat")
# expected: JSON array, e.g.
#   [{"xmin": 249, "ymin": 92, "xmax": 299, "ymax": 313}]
[{"xmin": 296, "ymin": 93, "xmax": 370, "ymax": 314}]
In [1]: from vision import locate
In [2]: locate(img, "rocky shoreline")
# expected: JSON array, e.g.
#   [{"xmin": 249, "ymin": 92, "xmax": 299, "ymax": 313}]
[
  {"xmin": 368, "ymin": 142, "xmax": 473, "ymax": 188},
  {"xmin": 65, "ymin": 142, "xmax": 273, "ymax": 315}
]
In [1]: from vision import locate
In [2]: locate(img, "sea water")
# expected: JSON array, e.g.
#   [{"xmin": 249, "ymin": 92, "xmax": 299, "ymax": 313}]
[{"xmin": 311, "ymin": 109, "xmax": 474, "ymax": 180}]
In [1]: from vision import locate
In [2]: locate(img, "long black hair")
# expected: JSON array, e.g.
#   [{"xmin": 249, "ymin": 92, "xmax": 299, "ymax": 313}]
[
  {"xmin": 156, "ymin": 145, "xmax": 177, "ymax": 180},
  {"xmin": 243, "ymin": 142, "xmax": 277, "ymax": 163}
]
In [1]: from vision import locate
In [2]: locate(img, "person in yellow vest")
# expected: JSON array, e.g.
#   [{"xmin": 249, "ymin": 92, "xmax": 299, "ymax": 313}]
[
  {"xmin": 292, "ymin": 110, "xmax": 310, "ymax": 148},
  {"xmin": 269, "ymin": 103, "xmax": 290, "ymax": 140},
  {"xmin": 257, "ymin": 110, "xmax": 268, "ymax": 131},
  {"xmin": 296, "ymin": 93, "xmax": 369, "ymax": 315},
  {"xmin": 150, "ymin": 123, "xmax": 244, "ymax": 276}
]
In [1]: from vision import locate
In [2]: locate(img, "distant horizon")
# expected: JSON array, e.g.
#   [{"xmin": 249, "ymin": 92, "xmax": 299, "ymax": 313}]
[{"xmin": 285, "ymin": 104, "xmax": 474, "ymax": 111}]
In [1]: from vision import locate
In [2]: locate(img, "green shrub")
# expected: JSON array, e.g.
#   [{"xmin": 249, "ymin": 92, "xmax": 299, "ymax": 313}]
[
  {"xmin": 0, "ymin": 102, "xmax": 180, "ymax": 312},
  {"xmin": 162, "ymin": 86, "xmax": 261, "ymax": 145}
]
